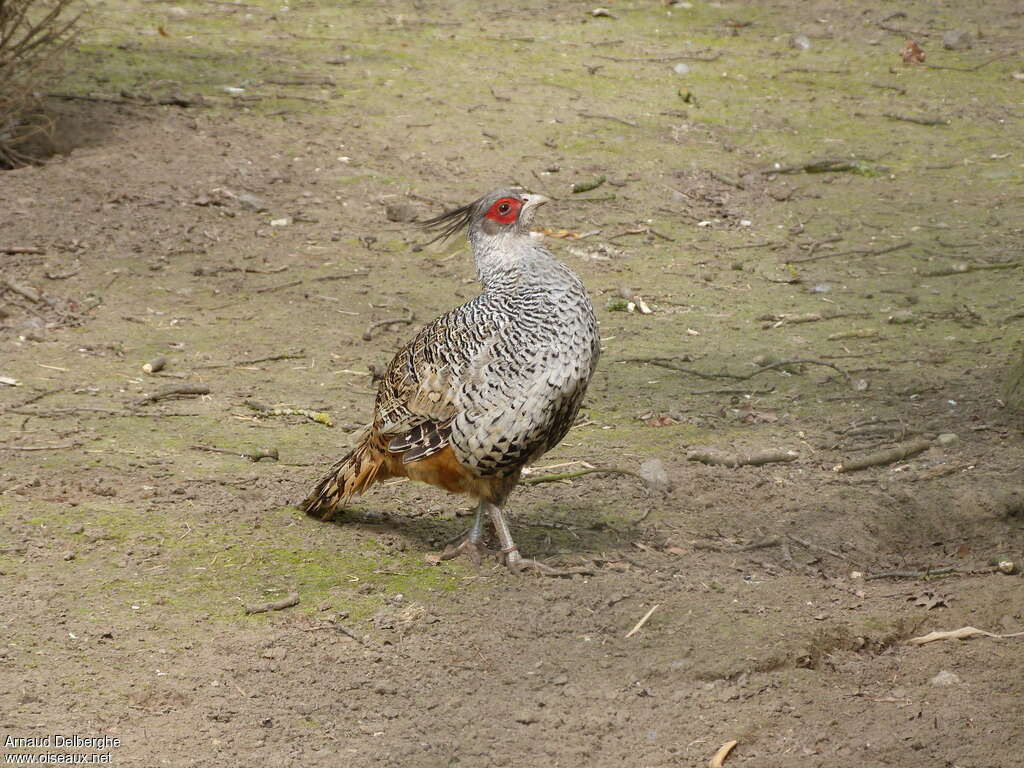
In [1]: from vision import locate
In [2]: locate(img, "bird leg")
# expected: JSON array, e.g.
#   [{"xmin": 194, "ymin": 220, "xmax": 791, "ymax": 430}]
[
  {"xmin": 485, "ymin": 502, "xmax": 591, "ymax": 577},
  {"xmin": 439, "ymin": 501, "xmax": 491, "ymax": 566}
]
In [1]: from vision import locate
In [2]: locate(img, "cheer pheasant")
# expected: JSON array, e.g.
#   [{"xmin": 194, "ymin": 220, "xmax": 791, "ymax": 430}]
[{"xmin": 301, "ymin": 189, "xmax": 600, "ymax": 572}]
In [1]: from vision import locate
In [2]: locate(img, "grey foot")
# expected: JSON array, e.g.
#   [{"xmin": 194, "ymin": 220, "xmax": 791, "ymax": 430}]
[{"xmin": 439, "ymin": 536, "xmax": 492, "ymax": 566}]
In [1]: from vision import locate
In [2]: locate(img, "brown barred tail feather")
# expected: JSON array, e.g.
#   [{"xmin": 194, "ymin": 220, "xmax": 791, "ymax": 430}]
[{"xmin": 300, "ymin": 429, "xmax": 390, "ymax": 519}]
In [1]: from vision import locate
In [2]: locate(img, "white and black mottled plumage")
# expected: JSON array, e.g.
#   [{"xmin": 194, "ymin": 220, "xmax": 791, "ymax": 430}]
[{"xmin": 302, "ymin": 188, "xmax": 600, "ymax": 572}]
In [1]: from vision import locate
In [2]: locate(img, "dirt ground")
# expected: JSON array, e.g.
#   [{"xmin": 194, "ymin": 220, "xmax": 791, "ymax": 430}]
[{"xmin": 2, "ymin": 0, "xmax": 1023, "ymax": 766}]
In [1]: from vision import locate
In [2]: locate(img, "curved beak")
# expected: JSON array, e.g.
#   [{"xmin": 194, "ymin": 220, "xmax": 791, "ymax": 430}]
[{"xmin": 521, "ymin": 193, "xmax": 550, "ymax": 211}]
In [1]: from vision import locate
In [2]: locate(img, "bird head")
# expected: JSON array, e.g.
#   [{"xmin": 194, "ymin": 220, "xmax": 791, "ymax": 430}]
[{"xmin": 420, "ymin": 188, "xmax": 549, "ymax": 244}]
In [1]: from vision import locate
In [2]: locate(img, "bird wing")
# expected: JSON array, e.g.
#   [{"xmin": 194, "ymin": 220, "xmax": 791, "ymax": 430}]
[{"xmin": 373, "ymin": 308, "xmax": 504, "ymax": 464}]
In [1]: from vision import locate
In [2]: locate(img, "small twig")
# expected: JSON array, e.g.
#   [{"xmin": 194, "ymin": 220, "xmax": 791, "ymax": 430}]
[
  {"xmin": 870, "ymin": 82, "xmax": 907, "ymax": 95},
  {"xmin": 763, "ymin": 158, "xmax": 867, "ymax": 175},
  {"xmin": 244, "ymin": 592, "xmax": 299, "ymax": 615},
  {"xmin": 335, "ymin": 623, "xmax": 364, "ymax": 644},
  {"xmin": 363, "ymin": 308, "xmax": 414, "ymax": 341},
  {"xmin": 578, "ymin": 112, "xmax": 638, "ymax": 128},
  {"xmin": 883, "ymin": 112, "xmax": 949, "ymax": 126},
  {"xmin": 1, "ymin": 277, "xmax": 41, "ymax": 303},
  {"xmin": 786, "ymin": 240, "xmax": 911, "ymax": 265},
  {"xmin": 921, "ymin": 261, "xmax": 1020, "ymax": 277},
  {"xmin": 624, "ymin": 357, "xmax": 847, "ymax": 381},
  {"xmin": 866, "ymin": 566, "xmax": 956, "ymax": 581},
  {"xmin": 595, "ymin": 52, "xmax": 721, "ymax": 63},
  {"xmin": 780, "ymin": 67, "xmax": 849, "ymax": 75},
  {"xmin": 135, "ymin": 384, "xmax": 209, "ymax": 406},
  {"xmin": 687, "ymin": 449, "xmax": 799, "ymax": 467},
  {"xmin": 924, "ymin": 50, "xmax": 1020, "ymax": 73},
  {"xmin": 45, "ymin": 265, "xmax": 80, "ymax": 279},
  {"xmin": 0, "ymin": 388, "xmax": 61, "ymax": 415},
  {"xmin": 1, "ymin": 442, "xmax": 79, "ymax": 451},
  {"xmin": 624, "ymin": 604, "xmax": 659, "ymax": 638},
  {"xmin": 834, "ymin": 438, "xmax": 932, "ymax": 473},
  {"xmin": 0, "ymin": 246, "xmax": 44, "ymax": 254},
  {"xmin": 236, "ymin": 352, "xmax": 306, "ymax": 366},
  {"xmin": 255, "ymin": 279, "xmax": 303, "ymax": 294},
  {"xmin": 686, "ymin": 385, "xmax": 775, "ymax": 395},
  {"xmin": 521, "ymin": 467, "xmax": 642, "ymax": 485},
  {"xmin": 192, "ymin": 444, "xmax": 279, "ymax": 462}
]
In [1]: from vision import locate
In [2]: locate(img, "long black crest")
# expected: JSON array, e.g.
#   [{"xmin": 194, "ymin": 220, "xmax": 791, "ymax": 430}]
[{"xmin": 417, "ymin": 196, "xmax": 481, "ymax": 246}]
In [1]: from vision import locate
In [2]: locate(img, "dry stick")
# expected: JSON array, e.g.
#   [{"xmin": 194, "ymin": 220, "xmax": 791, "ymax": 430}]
[
  {"xmin": 624, "ymin": 604, "xmax": 660, "ymax": 638},
  {"xmin": 335, "ymin": 623, "xmax": 365, "ymax": 644},
  {"xmin": 924, "ymin": 50, "xmax": 1021, "ymax": 72},
  {"xmin": 0, "ymin": 387, "xmax": 61, "ymax": 415},
  {"xmin": 521, "ymin": 467, "xmax": 642, "ymax": 485},
  {"xmin": 135, "ymin": 384, "xmax": 209, "ymax": 406},
  {"xmin": 884, "ymin": 112, "xmax": 949, "ymax": 126},
  {"xmin": 762, "ymin": 158, "xmax": 865, "ymax": 175},
  {"xmin": 1, "ymin": 277, "xmax": 41, "ymax": 303},
  {"xmin": 921, "ymin": 261, "xmax": 1021, "ymax": 277},
  {"xmin": 687, "ymin": 449, "xmax": 798, "ymax": 467},
  {"xmin": 687, "ymin": 385, "xmax": 775, "ymax": 395},
  {"xmin": 236, "ymin": 352, "xmax": 306, "ymax": 365},
  {"xmin": 626, "ymin": 357, "xmax": 848, "ymax": 381},
  {"xmin": 1, "ymin": 246, "xmax": 44, "ymax": 254},
  {"xmin": 192, "ymin": 444, "xmax": 279, "ymax": 462},
  {"xmin": 45, "ymin": 265, "xmax": 80, "ymax": 279},
  {"xmin": 194, "ymin": 265, "xmax": 288, "ymax": 276},
  {"xmin": 578, "ymin": 112, "xmax": 638, "ymax": 128},
  {"xmin": 834, "ymin": 438, "xmax": 931, "ymax": 473},
  {"xmin": 244, "ymin": 592, "xmax": 299, "ymax": 615},
  {"xmin": 866, "ymin": 566, "xmax": 956, "ymax": 581},
  {"xmin": 142, "ymin": 356, "xmax": 166, "ymax": 374},
  {"xmin": 595, "ymin": 52, "xmax": 721, "ymax": 62},
  {"xmin": 1, "ymin": 442, "xmax": 79, "ymax": 451},
  {"xmin": 786, "ymin": 240, "xmax": 912, "ymax": 265},
  {"xmin": 363, "ymin": 309, "xmax": 414, "ymax": 341},
  {"xmin": 256, "ymin": 279, "xmax": 303, "ymax": 294}
]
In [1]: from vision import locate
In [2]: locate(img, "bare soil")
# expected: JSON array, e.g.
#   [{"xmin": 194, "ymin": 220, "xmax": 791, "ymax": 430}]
[{"xmin": 2, "ymin": 1, "xmax": 1023, "ymax": 766}]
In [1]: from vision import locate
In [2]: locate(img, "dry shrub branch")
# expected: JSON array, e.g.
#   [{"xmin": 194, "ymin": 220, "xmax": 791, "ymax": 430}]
[{"xmin": 0, "ymin": 0, "xmax": 82, "ymax": 168}]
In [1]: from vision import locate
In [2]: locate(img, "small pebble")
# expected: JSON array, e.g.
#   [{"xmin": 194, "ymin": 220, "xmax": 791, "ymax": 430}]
[
  {"xmin": 789, "ymin": 35, "xmax": 811, "ymax": 51},
  {"xmin": 673, "ymin": 63, "xmax": 690, "ymax": 75},
  {"xmin": 929, "ymin": 670, "xmax": 961, "ymax": 687},
  {"xmin": 639, "ymin": 458, "xmax": 670, "ymax": 493},
  {"xmin": 936, "ymin": 433, "xmax": 959, "ymax": 445},
  {"xmin": 237, "ymin": 193, "xmax": 267, "ymax": 212}
]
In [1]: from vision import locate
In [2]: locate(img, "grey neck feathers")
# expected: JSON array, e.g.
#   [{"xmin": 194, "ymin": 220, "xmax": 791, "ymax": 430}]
[{"xmin": 469, "ymin": 230, "xmax": 561, "ymax": 290}]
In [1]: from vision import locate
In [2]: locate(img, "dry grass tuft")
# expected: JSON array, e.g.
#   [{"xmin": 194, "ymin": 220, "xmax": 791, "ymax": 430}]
[{"xmin": 0, "ymin": 0, "xmax": 82, "ymax": 169}]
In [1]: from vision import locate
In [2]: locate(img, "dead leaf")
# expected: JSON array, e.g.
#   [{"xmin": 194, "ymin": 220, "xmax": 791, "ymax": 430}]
[
  {"xmin": 900, "ymin": 39, "xmax": 925, "ymax": 65},
  {"xmin": 645, "ymin": 414, "xmax": 678, "ymax": 427},
  {"xmin": 911, "ymin": 592, "xmax": 948, "ymax": 610}
]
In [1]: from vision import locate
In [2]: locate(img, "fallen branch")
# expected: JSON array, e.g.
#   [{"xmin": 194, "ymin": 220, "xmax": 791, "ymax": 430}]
[
  {"xmin": 786, "ymin": 240, "xmax": 911, "ymax": 265},
  {"xmin": 763, "ymin": 158, "xmax": 869, "ymax": 175},
  {"xmin": 192, "ymin": 444, "xmax": 279, "ymax": 462},
  {"xmin": 521, "ymin": 467, "xmax": 643, "ymax": 485},
  {"xmin": 625, "ymin": 357, "xmax": 847, "ymax": 381},
  {"xmin": 135, "ymin": 384, "xmax": 209, "ymax": 406},
  {"xmin": 244, "ymin": 592, "xmax": 299, "ymax": 615},
  {"xmin": 688, "ymin": 448, "xmax": 798, "ymax": 467},
  {"xmin": 907, "ymin": 626, "xmax": 1024, "ymax": 646},
  {"xmin": 363, "ymin": 308, "xmax": 414, "ymax": 341},
  {"xmin": 245, "ymin": 400, "xmax": 333, "ymax": 427},
  {"xmin": 924, "ymin": 50, "xmax": 1021, "ymax": 73},
  {"xmin": 921, "ymin": 261, "xmax": 1020, "ymax": 277},
  {"xmin": 883, "ymin": 112, "xmax": 949, "ymax": 126},
  {"xmin": 578, "ymin": 112, "xmax": 638, "ymax": 128},
  {"xmin": 866, "ymin": 566, "xmax": 956, "ymax": 581},
  {"xmin": 595, "ymin": 52, "xmax": 721, "ymax": 63},
  {"xmin": 0, "ymin": 441, "xmax": 79, "ymax": 451},
  {"xmin": 833, "ymin": 437, "xmax": 931, "ymax": 472},
  {"xmin": 1, "ymin": 277, "xmax": 41, "ymax": 303},
  {"xmin": 335, "ymin": 623, "xmax": 365, "ymax": 644},
  {"xmin": 624, "ymin": 604, "xmax": 659, "ymax": 638},
  {"xmin": 1, "ymin": 246, "xmax": 44, "ymax": 254}
]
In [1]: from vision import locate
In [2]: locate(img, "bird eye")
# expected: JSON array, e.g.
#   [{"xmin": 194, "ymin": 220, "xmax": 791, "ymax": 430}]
[{"xmin": 498, "ymin": 202, "xmax": 510, "ymax": 214}]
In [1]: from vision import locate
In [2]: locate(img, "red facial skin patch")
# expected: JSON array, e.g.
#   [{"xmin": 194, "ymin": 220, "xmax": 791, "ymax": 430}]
[{"xmin": 484, "ymin": 197, "xmax": 523, "ymax": 224}]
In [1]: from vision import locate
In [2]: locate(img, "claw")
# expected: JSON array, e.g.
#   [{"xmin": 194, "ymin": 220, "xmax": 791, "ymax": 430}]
[{"xmin": 439, "ymin": 537, "xmax": 491, "ymax": 566}]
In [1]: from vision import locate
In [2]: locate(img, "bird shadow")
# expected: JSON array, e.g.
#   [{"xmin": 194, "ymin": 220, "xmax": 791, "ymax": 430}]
[{"xmin": 307, "ymin": 500, "xmax": 646, "ymax": 563}]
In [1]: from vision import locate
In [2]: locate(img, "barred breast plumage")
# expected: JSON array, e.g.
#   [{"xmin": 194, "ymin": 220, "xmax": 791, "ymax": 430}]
[{"xmin": 301, "ymin": 188, "xmax": 600, "ymax": 573}]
